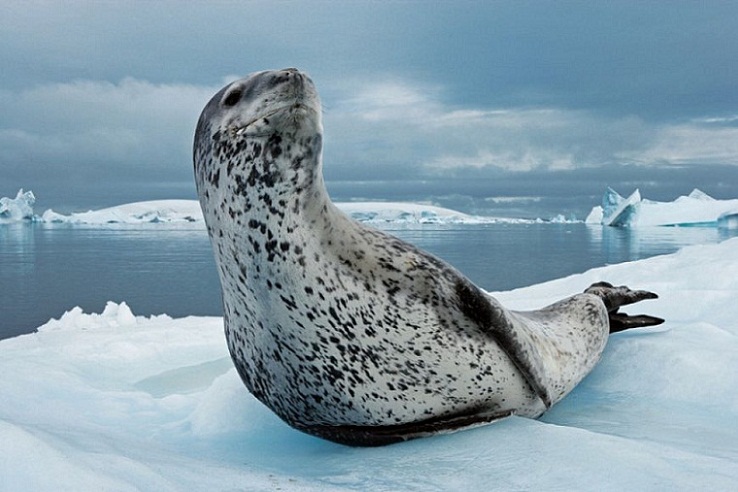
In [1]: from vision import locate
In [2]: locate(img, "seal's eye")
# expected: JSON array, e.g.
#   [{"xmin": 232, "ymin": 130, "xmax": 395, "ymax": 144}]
[{"xmin": 222, "ymin": 88, "xmax": 242, "ymax": 107}]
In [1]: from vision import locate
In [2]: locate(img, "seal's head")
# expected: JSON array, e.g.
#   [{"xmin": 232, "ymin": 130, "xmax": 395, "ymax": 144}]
[{"xmin": 193, "ymin": 68, "xmax": 323, "ymax": 206}]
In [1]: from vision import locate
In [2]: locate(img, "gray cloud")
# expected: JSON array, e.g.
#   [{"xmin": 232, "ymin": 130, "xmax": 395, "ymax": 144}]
[
  {"xmin": 1, "ymin": 79, "xmax": 217, "ymax": 183},
  {"xmin": 322, "ymin": 77, "xmax": 738, "ymax": 176},
  {"xmin": 2, "ymin": 1, "xmax": 738, "ymax": 212},
  {"xmin": 3, "ymin": 2, "xmax": 737, "ymax": 120}
]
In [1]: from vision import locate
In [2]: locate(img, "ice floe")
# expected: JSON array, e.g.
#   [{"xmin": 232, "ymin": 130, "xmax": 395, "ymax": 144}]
[{"xmin": 586, "ymin": 187, "xmax": 738, "ymax": 227}]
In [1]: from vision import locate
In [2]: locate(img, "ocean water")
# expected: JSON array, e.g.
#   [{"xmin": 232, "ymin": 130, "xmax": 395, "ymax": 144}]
[{"xmin": 2, "ymin": 222, "xmax": 736, "ymax": 340}]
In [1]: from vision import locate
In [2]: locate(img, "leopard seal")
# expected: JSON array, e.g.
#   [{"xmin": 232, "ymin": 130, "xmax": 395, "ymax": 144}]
[{"xmin": 193, "ymin": 68, "xmax": 663, "ymax": 446}]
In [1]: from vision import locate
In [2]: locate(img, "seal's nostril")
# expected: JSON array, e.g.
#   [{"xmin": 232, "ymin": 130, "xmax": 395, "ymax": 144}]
[{"xmin": 270, "ymin": 68, "xmax": 303, "ymax": 88}]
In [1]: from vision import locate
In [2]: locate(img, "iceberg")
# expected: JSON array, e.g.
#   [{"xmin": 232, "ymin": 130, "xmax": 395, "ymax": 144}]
[
  {"xmin": 586, "ymin": 188, "xmax": 738, "ymax": 227},
  {"xmin": 40, "ymin": 199, "xmax": 205, "ymax": 225},
  {"xmin": 335, "ymin": 201, "xmax": 529, "ymax": 224},
  {"xmin": 2, "ymin": 238, "xmax": 738, "ymax": 490},
  {"xmin": 585, "ymin": 187, "xmax": 641, "ymax": 227},
  {"xmin": 0, "ymin": 189, "xmax": 35, "ymax": 223}
]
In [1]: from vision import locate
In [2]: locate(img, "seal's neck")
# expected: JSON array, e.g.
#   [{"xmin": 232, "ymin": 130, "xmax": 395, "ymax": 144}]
[
  {"xmin": 200, "ymin": 129, "xmax": 331, "ymax": 236},
  {"xmin": 200, "ymin": 129, "xmax": 341, "ymax": 299}
]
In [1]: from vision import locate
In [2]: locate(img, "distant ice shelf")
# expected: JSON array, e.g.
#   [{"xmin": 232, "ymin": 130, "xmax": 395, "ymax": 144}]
[
  {"xmin": 40, "ymin": 200, "xmax": 205, "ymax": 225},
  {"xmin": 335, "ymin": 201, "xmax": 536, "ymax": 225},
  {"xmin": 0, "ymin": 189, "xmax": 576, "ymax": 226},
  {"xmin": 586, "ymin": 187, "xmax": 738, "ymax": 228}
]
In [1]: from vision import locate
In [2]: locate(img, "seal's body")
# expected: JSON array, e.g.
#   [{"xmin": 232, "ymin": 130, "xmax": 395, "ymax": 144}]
[{"xmin": 194, "ymin": 68, "xmax": 662, "ymax": 446}]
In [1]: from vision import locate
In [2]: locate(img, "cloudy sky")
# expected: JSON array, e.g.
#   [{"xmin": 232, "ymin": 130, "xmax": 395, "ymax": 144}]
[{"xmin": 2, "ymin": 1, "xmax": 738, "ymax": 216}]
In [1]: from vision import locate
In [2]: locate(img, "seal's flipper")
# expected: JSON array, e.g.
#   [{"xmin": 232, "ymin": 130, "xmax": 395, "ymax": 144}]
[
  {"xmin": 584, "ymin": 281, "xmax": 658, "ymax": 312},
  {"xmin": 608, "ymin": 312, "xmax": 664, "ymax": 333},
  {"xmin": 584, "ymin": 282, "xmax": 663, "ymax": 333}
]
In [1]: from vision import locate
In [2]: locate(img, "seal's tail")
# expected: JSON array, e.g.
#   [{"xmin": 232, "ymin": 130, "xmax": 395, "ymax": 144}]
[{"xmin": 584, "ymin": 282, "xmax": 665, "ymax": 333}]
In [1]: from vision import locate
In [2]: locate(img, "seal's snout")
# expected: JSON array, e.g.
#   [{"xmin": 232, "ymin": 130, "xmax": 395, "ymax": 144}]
[
  {"xmin": 270, "ymin": 67, "xmax": 308, "ymax": 90},
  {"xmin": 265, "ymin": 68, "xmax": 320, "ymax": 124}
]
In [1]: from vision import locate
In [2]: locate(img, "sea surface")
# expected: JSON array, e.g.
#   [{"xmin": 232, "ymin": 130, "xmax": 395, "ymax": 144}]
[{"xmin": 2, "ymin": 222, "xmax": 736, "ymax": 340}]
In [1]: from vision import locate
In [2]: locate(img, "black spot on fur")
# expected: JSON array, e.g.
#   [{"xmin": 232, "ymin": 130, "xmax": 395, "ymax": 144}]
[{"xmin": 209, "ymin": 169, "xmax": 220, "ymax": 185}]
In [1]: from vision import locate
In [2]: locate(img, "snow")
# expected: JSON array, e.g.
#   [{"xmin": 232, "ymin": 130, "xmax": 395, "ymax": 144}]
[
  {"xmin": 0, "ymin": 189, "xmax": 566, "ymax": 226},
  {"xmin": 587, "ymin": 187, "xmax": 738, "ymax": 227},
  {"xmin": 2, "ymin": 238, "xmax": 738, "ymax": 490}
]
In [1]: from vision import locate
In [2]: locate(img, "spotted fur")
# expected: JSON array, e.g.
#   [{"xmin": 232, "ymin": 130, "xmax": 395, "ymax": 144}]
[{"xmin": 193, "ymin": 68, "xmax": 617, "ymax": 446}]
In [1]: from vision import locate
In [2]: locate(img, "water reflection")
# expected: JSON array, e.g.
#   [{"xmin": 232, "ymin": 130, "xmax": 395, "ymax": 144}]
[
  {"xmin": 0, "ymin": 222, "xmax": 35, "ymax": 257},
  {"xmin": 0, "ymin": 224, "xmax": 36, "ymax": 324},
  {"xmin": 589, "ymin": 224, "xmax": 733, "ymax": 265}
]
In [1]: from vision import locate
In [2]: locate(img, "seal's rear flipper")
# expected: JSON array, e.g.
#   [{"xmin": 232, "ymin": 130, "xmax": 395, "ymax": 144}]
[
  {"xmin": 609, "ymin": 312, "xmax": 665, "ymax": 333},
  {"xmin": 584, "ymin": 282, "xmax": 664, "ymax": 333}
]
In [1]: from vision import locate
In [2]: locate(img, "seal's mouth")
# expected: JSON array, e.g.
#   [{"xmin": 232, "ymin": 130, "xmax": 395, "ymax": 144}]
[
  {"xmin": 230, "ymin": 102, "xmax": 315, "ymax": 137},
  {"xmin": 229, "ymin": 106, "xmax": 288, "ymax": 137}
]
